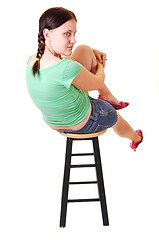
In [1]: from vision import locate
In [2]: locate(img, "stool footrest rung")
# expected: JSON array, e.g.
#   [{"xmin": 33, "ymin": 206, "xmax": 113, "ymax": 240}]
[
  {"xmin": 71, "ymin": 153, "xmax": 94, "ymax": 156},
  {"xmin": 69, "ymin": 181, "xmax": 97, "ymax": 185},
  {"xmin": 71, "ymin": 164, "xmax": 96, "ymax": 168},
  {"xmin": 68, "ymin": 198, "xmax": 100, "ymax": 203}
]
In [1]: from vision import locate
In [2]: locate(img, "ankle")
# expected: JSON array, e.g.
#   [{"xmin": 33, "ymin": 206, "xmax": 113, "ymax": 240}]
[{"xmin": 133, "ymin": 133, "xmax": 141, "ymax": 142}]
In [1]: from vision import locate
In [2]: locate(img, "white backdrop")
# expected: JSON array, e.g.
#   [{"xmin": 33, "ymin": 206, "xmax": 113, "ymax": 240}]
[{"xmin": 0, "ymin": 0, "xmax": 159, "ymax": 239}]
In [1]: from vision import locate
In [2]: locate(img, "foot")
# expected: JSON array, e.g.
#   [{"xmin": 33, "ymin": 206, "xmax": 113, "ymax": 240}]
[
  {"xmin": 98, "ymin": 95, "xmax": 129, "ymax": 110},
  {"xmin": 130, "ymin": 130, "xmax": 143, "ymax": 151}
]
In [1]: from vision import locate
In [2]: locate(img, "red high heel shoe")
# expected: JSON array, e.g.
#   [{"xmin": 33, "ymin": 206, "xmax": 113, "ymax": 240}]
[
  {"xmin": 130, "ymin": 130, "xmax": 143, "ymax": 151},
  {"xmin": 98, "ymin": 95, "xmax": 129, "ymax": 110}
]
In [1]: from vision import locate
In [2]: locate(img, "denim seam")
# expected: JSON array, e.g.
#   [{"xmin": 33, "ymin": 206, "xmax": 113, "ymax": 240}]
[{"xmin": 97, "ymin": 101, "xmax": 104, "ymax": 115}]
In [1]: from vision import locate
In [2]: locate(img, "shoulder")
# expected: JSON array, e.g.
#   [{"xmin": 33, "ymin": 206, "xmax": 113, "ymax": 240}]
[
  {"xmin": 63, "ymin": 59, "xmax": 83, "ymax": 74},
  {"xmin": 63, "ymin": 58, "xmax": 83, "ymax": 68},
  {"xmin": 27, "ymin": 54, "xmax": 36, "ymax": 67}
]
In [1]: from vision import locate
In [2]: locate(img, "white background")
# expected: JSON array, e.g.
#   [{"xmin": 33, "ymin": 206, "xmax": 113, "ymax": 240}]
[{"xmin": 0, "ymin": 0, "xmax": 159, "ymax": 239}]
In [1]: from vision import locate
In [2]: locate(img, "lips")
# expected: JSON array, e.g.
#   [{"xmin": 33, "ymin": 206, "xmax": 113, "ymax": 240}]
[{"xmin": 68, "ymin": 46, "xmax": 73, "ymax": 49}]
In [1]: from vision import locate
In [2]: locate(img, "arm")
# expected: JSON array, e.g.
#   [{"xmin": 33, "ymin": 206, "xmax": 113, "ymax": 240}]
[{"xmin": 72, "ymin": 62, "xmax": 105, "ymax": 91}]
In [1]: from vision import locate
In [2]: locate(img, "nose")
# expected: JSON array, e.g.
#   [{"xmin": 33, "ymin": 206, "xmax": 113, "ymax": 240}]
[{"xmin": 70, "ymin": 34, "xmax": 76, "ymax": 44}]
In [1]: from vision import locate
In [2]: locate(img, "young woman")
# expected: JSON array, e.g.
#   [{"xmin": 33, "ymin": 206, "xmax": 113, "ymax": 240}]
[{"xmin": 26, "ymin": 7, "xmax": 143, "ymax": 151}]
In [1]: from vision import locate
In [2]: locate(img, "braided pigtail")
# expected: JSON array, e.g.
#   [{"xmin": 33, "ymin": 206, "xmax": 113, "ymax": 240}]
[{"xmin": 32, "ymin": 32, "xmax": 45, "ymax": 76}]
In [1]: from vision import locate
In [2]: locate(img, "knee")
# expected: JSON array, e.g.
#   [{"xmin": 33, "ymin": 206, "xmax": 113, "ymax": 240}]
[
  {"xmin": 75, "ymin": 44, "xmax": 92, "ymax": 54},
  {"xmin": 72, "ymin": 44, "xmax": 96, "ymax": 71},
  {"xmin": 76, "ymin": 45, "xmax": 97, "ymax": 62},
  {"xmin": 75, "ymin": 44, "xmax": 97, "ymax": 70},
  {"xmin": 73, "ymin": 45, "xmax": 96, "ymax": 61}
]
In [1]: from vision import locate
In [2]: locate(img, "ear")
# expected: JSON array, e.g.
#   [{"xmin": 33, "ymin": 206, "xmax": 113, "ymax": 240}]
[{"xmin": 43, "ymin": 28, "xmax": 50, "ymax": 40}]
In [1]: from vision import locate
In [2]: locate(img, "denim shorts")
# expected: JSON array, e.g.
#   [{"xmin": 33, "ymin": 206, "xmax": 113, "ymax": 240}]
[{"xmin": 58, "ymin": 96, "xmax": 118, "ymax": 134}]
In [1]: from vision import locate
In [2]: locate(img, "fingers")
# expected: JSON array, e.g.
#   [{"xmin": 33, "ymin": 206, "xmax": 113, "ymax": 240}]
[
  {"xmin": 96, "ymin": 53, "xmax": 102, "ymax": 63},
  {"xmin": 93, "ymin": 49, "xmax": 107, "ymax": 68},
  {"xmin": 101, "ymin": 56, "xmax": 106, "ymax": 68},
  {"xmin": 100, "ymin": 53, "xmax": 107, "ymax": 68}
]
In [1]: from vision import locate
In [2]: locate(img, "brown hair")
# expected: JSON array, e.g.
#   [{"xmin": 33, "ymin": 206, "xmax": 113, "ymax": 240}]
[{"xmin": 32, "ymin": 7, "xmax": 77, "ymax": 76}]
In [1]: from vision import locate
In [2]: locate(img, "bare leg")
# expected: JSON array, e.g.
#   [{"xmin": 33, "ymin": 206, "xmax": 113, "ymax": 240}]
[
  {"xmin": 70, "ymin": 45, "xmax": 119, "ymax": 102},
  {"xmin": 113, "ymin": 113, "xmax": 140, "ymax": 141},
  {"xmin": 70, "ymin": 45, "xmax": 140, "ymax": 142}
]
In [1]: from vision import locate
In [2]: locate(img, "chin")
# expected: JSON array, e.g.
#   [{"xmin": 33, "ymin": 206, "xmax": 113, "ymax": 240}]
[
  {"xmin": 62, "ymin": 49, "xmax": 73, "ymax": 57},
  {"xmin": 66, "ymin": 50, "xmax": 73, "ymax": 56}
]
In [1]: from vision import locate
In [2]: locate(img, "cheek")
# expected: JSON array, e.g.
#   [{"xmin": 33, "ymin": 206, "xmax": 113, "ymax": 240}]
[
  {"xmin": 50, "ymin": 35, "xmax": 69, "ymax": 51},
  {"xmin": 62, "ymin": 37, "xmax": 69, "ymax": 44},
  {"xmin": 61, "ymin": 38, "xmax": 70, "ymax": 49},
  {"xmin": 50, "ymin": 38, "xmax": 56, "ymax": 47}
]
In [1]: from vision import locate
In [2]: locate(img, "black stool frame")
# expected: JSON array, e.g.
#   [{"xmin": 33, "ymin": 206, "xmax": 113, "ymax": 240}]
[{"xmin": 60, "ymin": 136, "xmax": 109, "ymax": 227}]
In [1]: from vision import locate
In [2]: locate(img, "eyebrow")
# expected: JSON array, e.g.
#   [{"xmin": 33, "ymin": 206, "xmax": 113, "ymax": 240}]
[{"xmin": 67, "ymin": 30, "xmax": 77, "ymax": 33}]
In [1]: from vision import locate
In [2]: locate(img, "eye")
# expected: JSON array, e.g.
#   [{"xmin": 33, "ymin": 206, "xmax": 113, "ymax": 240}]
[{"xmin": 65, "ymin": 32, "xmax": 71, "ymax": 37}]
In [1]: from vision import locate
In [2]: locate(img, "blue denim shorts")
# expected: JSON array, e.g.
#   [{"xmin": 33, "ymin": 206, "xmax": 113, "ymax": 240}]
[{"xmin": 58, "ymin": 96, "xmax": 118, "ymax": 134}]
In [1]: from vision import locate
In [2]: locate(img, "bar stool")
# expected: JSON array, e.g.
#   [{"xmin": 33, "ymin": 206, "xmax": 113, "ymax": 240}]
[{"xmin": 59, "ymin": 129, "xmax": 109, "ymax": 227}]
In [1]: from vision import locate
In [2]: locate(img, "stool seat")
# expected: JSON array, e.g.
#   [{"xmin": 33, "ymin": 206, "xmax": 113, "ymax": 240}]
[{"xmin": 59, "ymin": 129, "xmax": 107, "ymax": 139}]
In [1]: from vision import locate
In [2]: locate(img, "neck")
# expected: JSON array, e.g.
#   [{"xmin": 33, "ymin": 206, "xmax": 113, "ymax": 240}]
[{"xmin": 44, "ymin": 46, "xmax": 61, "ymax": 59}]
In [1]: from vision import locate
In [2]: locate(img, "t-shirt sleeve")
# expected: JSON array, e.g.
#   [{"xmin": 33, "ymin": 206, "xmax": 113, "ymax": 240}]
[{"xmin": 61, "ymin": 60, "xmax": 83, "ymax": 89}]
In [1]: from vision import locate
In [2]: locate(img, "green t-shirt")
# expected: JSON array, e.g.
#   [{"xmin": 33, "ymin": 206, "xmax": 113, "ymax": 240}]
[{"xmin": 26, "ymin": 58, "xmax": 90, "ymax": 126}]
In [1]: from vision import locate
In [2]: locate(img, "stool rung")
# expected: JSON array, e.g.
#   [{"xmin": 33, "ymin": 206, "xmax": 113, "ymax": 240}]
[
  {"xmin": 68, "ymin": 198, "xmax": 100, "ymax": 203},
  {"xmin": 70, "ymin": 164, "xmax": 96, "ymax": 168},
  {"xmin": 69, "ymin": 181, "xmax": 97, "ymax": 185},
  {"xmin": 71, "ymin": 153, "xmax": 94, "ymax": 156}
]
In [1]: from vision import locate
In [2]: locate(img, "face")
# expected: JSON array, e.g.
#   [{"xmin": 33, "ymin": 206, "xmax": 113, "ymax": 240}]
[{"xmin": 44, "ymin": 19, "xmax": 77, "ymax": 56}]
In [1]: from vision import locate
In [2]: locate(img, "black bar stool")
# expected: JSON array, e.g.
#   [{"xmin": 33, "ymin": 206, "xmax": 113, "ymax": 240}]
[{"xmin": 59, "ymin": 129, "xmax": 109, "ymax": 227}]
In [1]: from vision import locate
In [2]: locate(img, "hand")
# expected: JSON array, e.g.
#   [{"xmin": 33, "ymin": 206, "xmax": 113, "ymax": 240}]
[{"xmin": 93, "ymin": 49, "xmax": 107, "ymax": 68}]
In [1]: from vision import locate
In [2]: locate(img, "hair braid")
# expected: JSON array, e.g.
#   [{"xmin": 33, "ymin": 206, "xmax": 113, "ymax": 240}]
[{"xmin": 32, "ymin": 32, "xmax": 45, "ymax": 76}]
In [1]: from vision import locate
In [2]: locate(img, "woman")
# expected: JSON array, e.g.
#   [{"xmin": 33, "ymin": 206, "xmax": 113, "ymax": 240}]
[{"xmin": 26, "ymin": 7, "xmax": 143, "ymax": 151}]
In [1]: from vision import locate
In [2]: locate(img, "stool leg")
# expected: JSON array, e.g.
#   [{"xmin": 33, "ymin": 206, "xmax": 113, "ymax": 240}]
[
  {"xmin": 60, "ymin": 138, "xmax": 73, "ymax": 228},
  {"xmin": 92, "ymin": 137, "xmax": 109, "ymax": 226}
]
